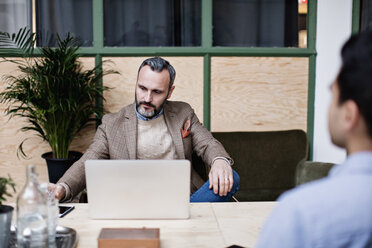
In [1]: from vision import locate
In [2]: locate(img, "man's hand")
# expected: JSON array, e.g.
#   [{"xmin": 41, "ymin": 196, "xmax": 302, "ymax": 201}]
[
  {"xmin": 208, "ymin": 159, "xmax": 233, "ymax": 196},
  {"xmin": 48, "ymin": 183, "xmax": 66, "ymax": 201}
]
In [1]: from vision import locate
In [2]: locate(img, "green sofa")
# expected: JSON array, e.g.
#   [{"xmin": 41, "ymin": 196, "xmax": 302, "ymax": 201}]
[
  {"xmin": 78, "ymin": 129, "xmax": 335, "ymax": 203},
  {"xmin": 295, "ymin": 161, "xmax": 335, "ymax": 186},
  {"xmin": 193, "ymin": 129, "xmax": 309, "ymax": 201}
]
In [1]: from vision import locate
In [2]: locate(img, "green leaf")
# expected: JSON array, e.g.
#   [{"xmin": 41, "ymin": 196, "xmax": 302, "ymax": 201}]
[
  {"xmin": 0, "ymin": 175, "xmax": 16, "ymax": 206},
  {"xmin": 0, "ymin": 27, "xmax": 36, "ymax": 55}
]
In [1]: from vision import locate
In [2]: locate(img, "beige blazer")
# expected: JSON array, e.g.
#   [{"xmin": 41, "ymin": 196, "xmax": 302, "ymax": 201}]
[{"xmin": 58, "ymin": 101, "xmax": 232, "ymax": 198}]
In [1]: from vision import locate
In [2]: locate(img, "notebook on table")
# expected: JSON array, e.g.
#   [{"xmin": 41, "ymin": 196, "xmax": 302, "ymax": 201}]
[{"xmin": 85, "ymin": 160, "xmax": 190, "ymax": 219}]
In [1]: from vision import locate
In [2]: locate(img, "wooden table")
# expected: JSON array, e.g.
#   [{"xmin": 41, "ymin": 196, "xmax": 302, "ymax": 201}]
[{"xmin": 57, "ymin": 202, "xmax": 276, "ymax": 248}]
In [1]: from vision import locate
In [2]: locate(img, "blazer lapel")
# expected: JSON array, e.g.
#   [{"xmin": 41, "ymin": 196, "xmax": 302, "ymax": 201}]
[
  {"xmin": 164, "ymin": 102, "xmax": 185, "ymax": 159},
  {"xmin": 123, "ymin": 104, "xmax": 137, "ymax": 159}
]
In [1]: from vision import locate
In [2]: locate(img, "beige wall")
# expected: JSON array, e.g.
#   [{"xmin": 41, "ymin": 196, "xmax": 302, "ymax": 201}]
[
  {"xmin": 1, "ymin": 56, "xmax": 308, "ymax": 203},
  {"xmin": 211, "ymin": 57, "xmax": 309, "ymax": 132}
]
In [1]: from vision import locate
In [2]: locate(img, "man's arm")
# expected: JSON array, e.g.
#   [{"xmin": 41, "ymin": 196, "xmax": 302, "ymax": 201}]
[
  {"xmin": 54, "ymin": 120, "xmax": 110, "ymax": 201},
  {"xmin": 187, "ymin": 108, "xmax": 234, "ymax": 196}
]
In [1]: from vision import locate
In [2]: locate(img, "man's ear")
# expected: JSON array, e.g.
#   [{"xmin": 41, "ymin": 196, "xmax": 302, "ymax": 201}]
[
  {"xmin": 343, "ymin": 100, "xmax": 360, "ymax": 132},
  {"xmin": 167, "ymin": 86, "xmax": 175, "ymax": 99}
]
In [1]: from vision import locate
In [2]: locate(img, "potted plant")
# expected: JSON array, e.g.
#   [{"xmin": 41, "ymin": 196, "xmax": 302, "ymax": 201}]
[
  {"xmin": 0, "ymin": 175, "xmax": 16, "ymax": 247},
  {"xmin": 0, "ymin": 29, "xmax": 118, "ymax": 183}
]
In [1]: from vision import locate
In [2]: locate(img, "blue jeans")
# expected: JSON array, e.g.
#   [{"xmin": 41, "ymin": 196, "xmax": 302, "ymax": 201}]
[{"xmin": 190, "ymin": 170, "xmax": 240, "ymax": 202}]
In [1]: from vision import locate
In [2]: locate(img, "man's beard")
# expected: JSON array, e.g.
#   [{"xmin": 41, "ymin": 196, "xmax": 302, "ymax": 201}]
[{"xmin": 135, "ymin": 95, "xmax": 166, "ymax": 119}]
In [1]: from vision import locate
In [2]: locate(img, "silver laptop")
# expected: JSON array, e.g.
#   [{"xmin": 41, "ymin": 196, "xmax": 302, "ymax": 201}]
[{"xmin": 85, "ymin": 160, "xmax": 190, "ymax": 219}]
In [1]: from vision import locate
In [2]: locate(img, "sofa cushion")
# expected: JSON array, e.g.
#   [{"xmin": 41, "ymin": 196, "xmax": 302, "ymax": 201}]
[
  {"xmin": 295, "ymin": 161, "xmax": 335, "ymax": 186},
  {"xmin": 204, "ymin": 130, "xmax": 308, "ymax": 201}
]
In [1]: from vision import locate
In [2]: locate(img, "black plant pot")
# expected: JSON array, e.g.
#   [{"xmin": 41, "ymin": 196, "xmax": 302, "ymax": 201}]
[
  {"xmin": 0, "ymin": 205, "xmax": 13, "ymax": 247},
  {"xmin": 42, "ymin": 151, "xmax": 83, "ymax": 184}
]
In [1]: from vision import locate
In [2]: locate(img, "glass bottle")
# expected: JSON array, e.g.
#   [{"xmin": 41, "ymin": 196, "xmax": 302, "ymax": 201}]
[
  {"xmin": 16, "ymin": 164, "xmax": 48, "ymax": 248},
  {"xmin": 39, "ymin": 183, "xmax": 58, "ymax": 247}
]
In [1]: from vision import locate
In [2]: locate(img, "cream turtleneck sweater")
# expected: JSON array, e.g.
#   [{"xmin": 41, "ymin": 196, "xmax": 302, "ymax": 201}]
[{"xmin": 136, "ymin": 115, "xmax": 177, "ymax": 159}]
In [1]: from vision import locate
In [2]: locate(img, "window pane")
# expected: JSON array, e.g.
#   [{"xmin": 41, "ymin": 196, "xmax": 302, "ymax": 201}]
[
  {"xmin": 36, "ymin": 0, "xmax": 93, "ymax": 47},
  {"xmin": 361, "ymin": 0, "xmax": 372, "ymax": 31},
  {"xmin": 104, "ymin": 0, "xmax": 201, "ymax": 47},
  {"xmin": 213, "ymin": 0, "xmax": 307, "ymax": 47},
  {"xmin": 0, "ymin": 0, "xmax": 32, "ymax": 34}
]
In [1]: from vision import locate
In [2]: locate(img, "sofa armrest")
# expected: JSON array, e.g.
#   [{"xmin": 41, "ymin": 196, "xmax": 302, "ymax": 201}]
[{"xmin": 295, "ymin": 161, "xmax": 335, "ymax": 186}]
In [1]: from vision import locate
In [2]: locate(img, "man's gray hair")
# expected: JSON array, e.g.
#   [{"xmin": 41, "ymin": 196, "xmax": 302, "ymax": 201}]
[{"xmin": 138, "ymin": 57, "xmax": 176, "ymax": 89}]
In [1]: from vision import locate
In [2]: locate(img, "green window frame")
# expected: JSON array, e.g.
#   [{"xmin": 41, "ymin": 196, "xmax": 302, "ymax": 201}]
[
  {"xmin": 0, "ymin": 0, "xmax": 318, "ymax": 158},
  {"xmin": 352, "ymin": 0, "xmax": 361, "ymax": 34}
]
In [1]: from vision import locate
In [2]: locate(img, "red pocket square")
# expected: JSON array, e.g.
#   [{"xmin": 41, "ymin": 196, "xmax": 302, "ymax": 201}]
[{"xmin": 181, "ymin": 120, "xmax": 191, "ymax": 139}]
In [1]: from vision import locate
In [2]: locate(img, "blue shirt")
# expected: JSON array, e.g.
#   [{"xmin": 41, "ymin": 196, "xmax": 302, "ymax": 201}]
[{"xmin": 256, "ymin": 152, "xmax": 372, "ymax": 248}]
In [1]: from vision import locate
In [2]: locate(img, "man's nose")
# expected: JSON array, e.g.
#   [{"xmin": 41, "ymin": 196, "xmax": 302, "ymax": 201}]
[{"xmin": 144, "ymin": 92, "xmax": 152, "ymax": 102}]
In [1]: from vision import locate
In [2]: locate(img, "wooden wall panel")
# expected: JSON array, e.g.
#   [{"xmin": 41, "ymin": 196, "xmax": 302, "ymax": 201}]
[
  {"xmin": 102, "ymin": 57, "xmax": 204, "ymax": 123},
  {"xmin": 0, "ymin": 58, "xmax": 95, "ymax": 203},
  {"xmin": 211, "ymin": 57, "xmax": 309, "ymax": 132}
]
